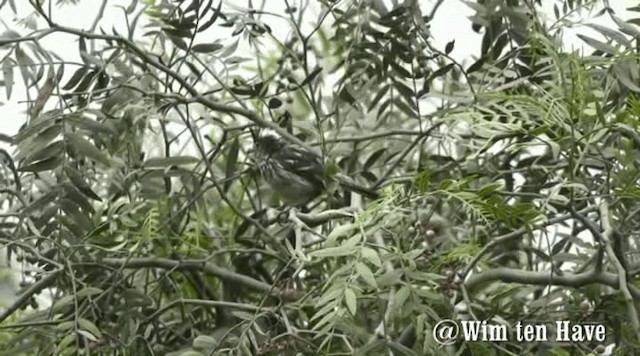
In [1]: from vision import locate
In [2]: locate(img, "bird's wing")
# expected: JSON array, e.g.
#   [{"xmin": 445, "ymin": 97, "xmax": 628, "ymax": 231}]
[{"xmin": 275, "ymin": 145, "xmax": 325, "ymax": 186}]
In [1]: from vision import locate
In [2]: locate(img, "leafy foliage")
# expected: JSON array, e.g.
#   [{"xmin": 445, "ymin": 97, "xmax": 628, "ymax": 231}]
[{"xmin": 0, "ymin": 0, "xmax": 640, "ymax": 355}]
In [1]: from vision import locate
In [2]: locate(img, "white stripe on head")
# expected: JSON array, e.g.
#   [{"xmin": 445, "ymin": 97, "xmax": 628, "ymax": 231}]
[{"xmin": 259, "ymin": 128, "xmax": 281, "ymax": 139}]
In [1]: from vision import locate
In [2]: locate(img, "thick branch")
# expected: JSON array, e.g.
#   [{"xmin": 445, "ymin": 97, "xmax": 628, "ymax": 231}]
[
  {"xmin": 465, "ymin": 268, "xmax": 640, "ymax": 299},
  {"xmin": 99, "ymin": 257, "xmax": 302, "ymax": 301}
]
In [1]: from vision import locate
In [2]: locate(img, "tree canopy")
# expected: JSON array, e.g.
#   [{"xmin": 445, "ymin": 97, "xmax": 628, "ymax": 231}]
[{"xmin": 1, "ymin": 0, "xmax": 640, "ymax": 355}]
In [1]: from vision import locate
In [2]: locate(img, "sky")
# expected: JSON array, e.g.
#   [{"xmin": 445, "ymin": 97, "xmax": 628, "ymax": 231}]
[{"xmin": 0, "ymin": 0, "xmax": 638, "ymax": 146}]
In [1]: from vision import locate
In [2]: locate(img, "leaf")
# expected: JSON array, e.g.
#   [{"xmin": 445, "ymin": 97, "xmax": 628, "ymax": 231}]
[
  {"xmin": 75, "ymin": 287, "xmax": 103, "ymax": 298},
  {"xmin": 79, "ymin": 36, "xmax": 88, "ymax": 64},
  {"xmin": 3, "ymin": 58, "xmax": 13, "ymax": 99},
  {"xmin": 62, "ymin": 67, "xmax": 88, "ymax": 90},
  {"xmin": 309, "ymin": 246, "xmax": 355, "ymax": 258},
  {"xmin": 65, "ymin": 132, "xmax": 111, "ymax": 166},
  {"xmin": 143, "ymin": 156, "xmax": 199, "ymax": 167},
  {"xmin": 338, "ymin": 87, "xmax": 357, "ymax": 106},
  {"xmin": 467, "ymin": 57, "xmax": 485, "ymax": 73},
  {"xmin": 178, "ymin": 351, "xmax": 204, "ymax": 356},
  {"xmin": 341, "ymin": 232, "xmax": 362, "ymax": 249},
  {"xmin": 56, "ymin": 333, "xmax": 76, "ymax": 353},
  {"xmin": 168, "ymin": 35, "xmax": 188, "ymax": 50},
  {"xmin": 192, "ymin": 43, "xmax": 223, "ymax": 53},
  {"xmin": 355, "ymin": 262, "xmax": 377, "ymax": 288},
  {"xmin": 68, "ymin": 114, "xmax": 118, "ymax": 136},
  {"xmin": 326, "ymin": 223, "xmax": 354, "ymax": 246},
  {"xmin": 363, "ymin": 148, "xmax": 386, "ymax": 171},
  {"xmin": 445, "ymin": 40, "xmax": 455, "ymax": 54},
  {"xmin": 31, "ymin": 76, "xmax": 55, "ymax": 119},
  {"xmin": 368, "ymin": 84, "xmax": 389, "ymax": 112},
  {"xmin": 193, "ymin": 335, "xmax": 217, "ymax": 351},
  {"xmin": 197, "ymin": 0, "xmax": 223, "ymax": 33},
  {"xmin": 316, "ymin": 288, "xmax": 341, "ymax": 308},
  {"xmin": 299, "ymin": 66, "xmax": 322, "ymax": 87},
  {"xmin": 393, "ymin": 285, "xmax": 411, "ymax": 311},
  {"xmin": 344, "ymin": 288, "xmax": 357, "ymax": 316},
  {"xmin": 429, "ymin": 63, "xmax": 454, "ymax": 80},
  {"xmin": 78, "ymin": 318, "xmax": 103, "ymax": 339},
  {"xmin": 18, "ymin": 156, "xmax": 62, "ymax": 172},
  {"xmin": 614, "ymin": 63, "xmax": 640, "ymax": 92},
  {"xmin": 15, "ymin": 47, "xmax": 33, "ymax": 87},
  {"xmin": 22, "ymin": 140, "xmax": 64, "ymax": 166},
  {"xmin": 393, "ymin": 80, "xmax": 414, "ymax": 100},
  {"xmin": 224, "ymin": 137, "xmax": 239, "ymax": 192},
  {"xmin": 125, "ymin": 0, "xmax": 136, "ymax": 14},
  {"xmin": 587, "ymin": 23, "xmax": 631, "ymax": 47},
  {"xmin": 62, "ymin": 183, "xmax": 95, "ymax": 214},
  {"xmin": 612, "ymin": 15, "xmax": 640, "ymax": 38},
  {"xmin": 360, "ymin": 247, "xmax": 382, "ymax": 267},
  {"xmin": 551, "ymin": 237, "xmax": 569, "ymax": 255},
  {"xmin": 577, "ymin": 34, "xmax": 616, "ymax": 54}
]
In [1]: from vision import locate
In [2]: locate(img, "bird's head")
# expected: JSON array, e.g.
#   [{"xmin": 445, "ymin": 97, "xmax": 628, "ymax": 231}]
[{"xmin": 253, "ymin": 128, "xmax": 287, "ymax": 156}]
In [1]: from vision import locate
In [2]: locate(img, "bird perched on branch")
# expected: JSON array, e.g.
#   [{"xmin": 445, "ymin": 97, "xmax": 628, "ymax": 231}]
[{"xmin": 251, "ymin": 128, "xmax": 379, "ymax": 206}]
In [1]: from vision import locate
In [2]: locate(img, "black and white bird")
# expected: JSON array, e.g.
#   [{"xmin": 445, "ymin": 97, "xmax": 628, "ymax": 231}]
[{"xmin": 252, "ymin": 128, "xmax": 379, "ymax": 206}]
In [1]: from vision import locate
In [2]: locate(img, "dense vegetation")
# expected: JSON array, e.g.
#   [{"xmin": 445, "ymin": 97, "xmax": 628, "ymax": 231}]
[{"xmin": 1, "ymin": 0, "xmax": 640, "ymax": 354}]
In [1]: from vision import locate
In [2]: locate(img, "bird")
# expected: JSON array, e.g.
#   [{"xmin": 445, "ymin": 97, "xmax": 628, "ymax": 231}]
[{"xmin": 251, "ymin": 128, "xmax": 379, "ymax": 206}]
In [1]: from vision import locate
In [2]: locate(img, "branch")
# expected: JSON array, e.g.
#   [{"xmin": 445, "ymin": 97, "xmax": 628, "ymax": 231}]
[
  {"xmin": 465, "ymin": 268, "xmax": 640, "ymax": 299},
  {"xmin": 598, "ymin": 203, "xmax": 640, "ymax": 341},
  {"xmin": 99, "ymin": 257, "xmax": 303, "ymax": 301},
  {"xmin": 461, "ymin": 205, "xmax": 599, "ymax": 278},
  {"xmin": 143, "ymin": 298, "xmax": 271, "ymax": 323},
  {"xmin": 0, "ymin": 271, "xmax": 60, "ymax": 323}
]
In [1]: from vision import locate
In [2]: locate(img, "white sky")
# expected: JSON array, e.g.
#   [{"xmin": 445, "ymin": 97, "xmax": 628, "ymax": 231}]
[
  {"xmin": 0, "ymin": 0, "xmax": 638, "ymax": 145},
  {"xmin": 0, "ymin": 0, "xmax": 640, "ymax": 145}
]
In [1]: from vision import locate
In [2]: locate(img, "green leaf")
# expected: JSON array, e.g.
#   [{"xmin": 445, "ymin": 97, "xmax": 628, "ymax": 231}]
[
  {"xmin": 309, "ymin": 246, "xmax": 355, "ymax": 258},
  {"xmin": 316, "ymin": 288, "xmax": 341, "ymax": 308},
  {"xmin": 341, "ymin": 232, "xmax": 362, "ymax": 249},
  {"xmin": 326, "ymin": 223, "xmax": 354, "ymax": 246},
  {"xmin": 198, "ymin": 0, "xmax": 223, "ymax": 33},
  {"xmin": 192, "ymin": 43, "xmax": 224, "ymax": 53},
  {"xmin": 193, "ymin": 335, "xmax": 217, "ymax": 351},
  {"xmin": 368, "ymin": 84, "xmax": 390, "ymax": 112},
  {"xmin": 178, "ymin": 351, "xmax": 204, "ymax": 356},
  {"xmin": 78, "ymin": 318, "xmax": 103, "ymax": 339},
  {"xmin": 614, "ymin": 63, "xmax": 640, "ymax": 92},
  {"xmin": 360, "ymin": 247, "xmax": 382, "ymax": 267},
  {"xmin": 587, "ymin": 23, "xmax": 631, "ymax": 46},
  {"xmin": 344, "ymin": 288, "xmax": 357, "ymax": 316},
  {"xmin": 3, "ymin": 57, "xmax": 14, "ymax": 99},
  {"xmin": 299, "ymin": 66, "xmax": 323, "ymax": 87},
  {"xmin": 22, "ymin": 140, "xmax": 64, "ymax": 166},
  {"xmin": 65, "ymin": 132, "xmax": 111, "ymax": 166},
  {"xmin": 393, "ymin": 80, "xmax": 414, "ymax": 100},
  {"xmin": 355, "ymin": 262, "xmax": 377, "ymax": 288},
  {"xmin": 143, "ymin": 156, "xmax": 199, "ymax": 167},
  {"xmin": 393, "ymin": 285, "xmax": 411, "ymax": 311},
  {"xmin": 363, "ymin": 148, "xmax": 386, "ymax": 171},
  {"xmin": 75, "ymin": 287, "xmax": 103, "ymax": 298},
  {"xmin": 429, "ymin": 63, "xmax": 454, "ymax": 80},
  {"xmin": 18, "ymin": 156, "xmax": 62, "ymax": 172},
  {"xmin": 445, "ymin": 40, "xmax": 455, "ymax": 54},
  {"xmin": 64, "ymin": 166, "xmax": 101, "ymax": 201},
  {"xmin": 55, "ymin": 333, "xmax": 76, "ymax": 353},
  {"xmin": 577, "ymin": 34, "xmax": 616, "ymax": 54}
]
